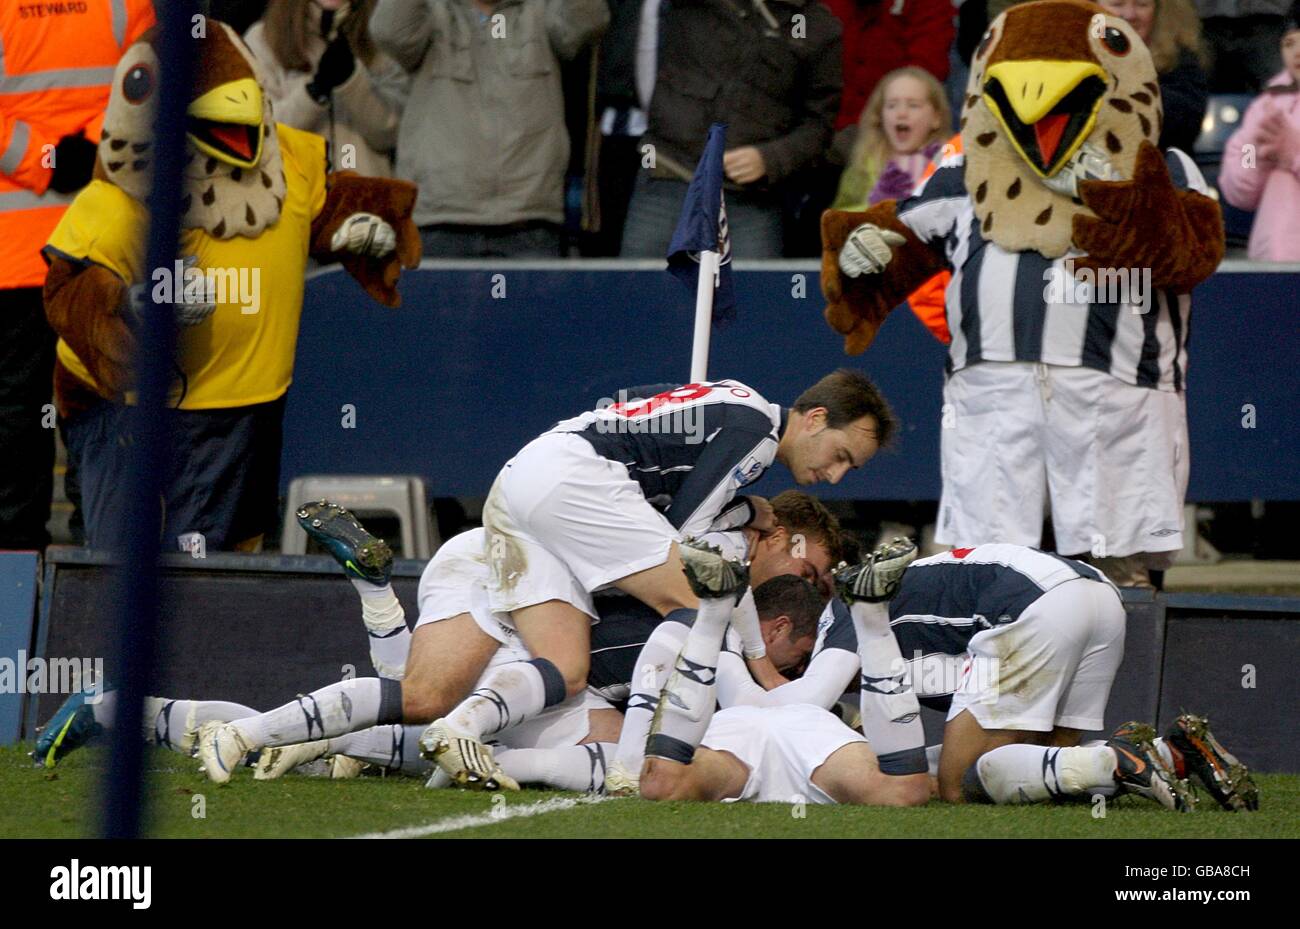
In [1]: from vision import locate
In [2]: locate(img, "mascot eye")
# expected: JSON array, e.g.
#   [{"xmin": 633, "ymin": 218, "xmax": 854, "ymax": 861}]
[
  {"xmin": 122, "ymin": 64, "xmax": 154, "ymax": 104},
  {"xmin": 976, "ymin": 28, "xmax": 995, "ymax": 59},
  {"xmin": 1102, "ymin": 27, "xmax": 1131, "ymax": 56}
]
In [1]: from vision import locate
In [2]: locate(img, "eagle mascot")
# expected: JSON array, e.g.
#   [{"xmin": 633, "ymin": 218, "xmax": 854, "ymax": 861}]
[
  {"xmin": 42, "ymin": 20, "xmax": 421, "ymax": 550},
  {"xmin": 819, "ymin": 0, "xmax": 1225, "ymax": 586}
]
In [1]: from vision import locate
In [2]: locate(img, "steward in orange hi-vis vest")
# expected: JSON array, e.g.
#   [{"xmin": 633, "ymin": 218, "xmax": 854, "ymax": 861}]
[
  {"xmin": 0, "ymin": 0, "xmax": 153, "ymax": 550},
  {"xmin": 0, "ymin": 0, "xmax": 156, "ymax": 288}
]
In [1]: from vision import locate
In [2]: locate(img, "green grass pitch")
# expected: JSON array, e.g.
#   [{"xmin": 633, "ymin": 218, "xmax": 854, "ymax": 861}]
[{"xmin": 3, "ymin": 745, "xmax": 1298, "ymax": 839}]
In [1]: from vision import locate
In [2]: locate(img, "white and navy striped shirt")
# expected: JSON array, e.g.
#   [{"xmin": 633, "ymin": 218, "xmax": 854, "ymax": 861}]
[
  {"xmin": 554, "ymin": 380, "xmax": 783, "ymax": 539},
  {"xmin": 887, "ymin": 544, "xmax": 1117, "ymax": 710},
  {"xmin": 897, "ymin": 147, "xmax": 1209, "ymax": 391}
]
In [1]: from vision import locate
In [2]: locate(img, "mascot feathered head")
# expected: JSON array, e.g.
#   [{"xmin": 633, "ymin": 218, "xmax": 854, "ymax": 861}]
[
  {"xmin": 961, "ymin": 0, "xmax": 1161, "ymax": 256},
  {"xmin": 97, "ymin": 21, "xmax": 286, "ymax": 239}
]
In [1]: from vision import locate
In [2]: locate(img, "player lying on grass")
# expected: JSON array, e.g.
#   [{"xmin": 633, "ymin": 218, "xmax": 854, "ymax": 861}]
[
  {"xmin": 425, "ymin": 370, "xmax": 895, "ymax": 789},
  {"xmin": 622, "ymin": 538, "xmax": 1260, "ymax": 811},
  {"xmin": 36, "ymin": 494, "xmax": 835, "ymax": 788},
  {"xmin": 250, "ymin": 571, "xmax": 827, "ymax": 790},
  {"xmin": 189, "ymin": 489, "xmax": 837, "ymax": 785},
  {"xmin": 602, "ymin": 535, "xmax": 910, "ymax": 792},
  {"xmin": 635, "ymin": 539, "xmax": 931, "ymax": 806}
]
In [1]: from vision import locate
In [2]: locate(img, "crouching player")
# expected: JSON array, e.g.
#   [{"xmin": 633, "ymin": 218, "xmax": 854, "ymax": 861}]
[
  {"xmin": 637, "ymin": 539, "xmax": 930, "ymax": 807},
  {"xmin": 872, "ymin": 545, "xmax": 1259, "ymax": 812}
]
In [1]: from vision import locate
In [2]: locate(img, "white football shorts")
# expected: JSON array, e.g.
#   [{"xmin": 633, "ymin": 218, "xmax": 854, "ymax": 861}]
[
  {"xmin": 482, "ymin": 432, "xmax": 680, "ymax": 618},
  {"xmin": 701, "ymin": 704, "xmax": 867, "ymax": 805},
  {"xmin": 948, "ymin": 576, "xmax": 1127, "ymax": 732}
]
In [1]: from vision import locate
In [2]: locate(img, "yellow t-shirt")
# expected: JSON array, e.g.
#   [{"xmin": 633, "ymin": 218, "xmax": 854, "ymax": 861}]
[{"xmin": 50, "ymin": 123, "xmax": 328, "ymax": 410}]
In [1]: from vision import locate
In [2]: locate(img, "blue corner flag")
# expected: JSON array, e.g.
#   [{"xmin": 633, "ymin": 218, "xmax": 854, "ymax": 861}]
[{"xmin": 666, "ymin": 122, "xmax": 736, "ymax": 324}]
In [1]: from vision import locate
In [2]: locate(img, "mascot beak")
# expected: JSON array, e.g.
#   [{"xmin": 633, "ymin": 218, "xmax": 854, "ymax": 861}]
[
  {"xmin": 982, "ymin": 59, "xmax": 1107, "ymax": 178},
  {"xmin": 186, "ymin": 77, "xmax": 265, "ymax": 169}
]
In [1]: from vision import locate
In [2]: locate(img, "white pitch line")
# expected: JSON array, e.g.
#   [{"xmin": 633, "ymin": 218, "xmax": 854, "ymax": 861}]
[{"xmin": 348, "ymin": 794, "xmax": 614, "ymax": 839}]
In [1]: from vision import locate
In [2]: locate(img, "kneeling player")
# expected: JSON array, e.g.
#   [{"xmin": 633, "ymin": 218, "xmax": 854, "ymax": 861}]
[{"xmin": 862, "ymin": 544, "xmax": 1258, "ymax": 812}]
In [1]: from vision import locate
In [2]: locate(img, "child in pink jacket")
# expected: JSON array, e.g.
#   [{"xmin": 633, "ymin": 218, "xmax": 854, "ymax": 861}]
[{"xmin": 1219, "ymin": 8, "xmax": 1300, "ymax": 262}]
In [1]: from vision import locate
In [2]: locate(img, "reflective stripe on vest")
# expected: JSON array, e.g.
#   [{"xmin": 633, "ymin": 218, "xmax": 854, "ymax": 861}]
[
  {"xmin": 0, "ymin": 65, "xmax": 118, "ymax": 94},
  {"xmin": 0, "ymin": 188, "xmax": 74, "ymax": 212},
  {"xmin": 0, "ymin": 119, "xmax": 30, "ymax": 174},
  {"xmin": 112, "ymin": 0, "xmax": 128, "ymax": 46}
]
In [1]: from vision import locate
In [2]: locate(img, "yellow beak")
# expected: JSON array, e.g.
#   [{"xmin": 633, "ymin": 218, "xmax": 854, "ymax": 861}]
[
  {"xmin": 982, "ymin": 59, "xmax": 1107, "ymax": 177},
  {"xmin": 186, "ymin": 77, "xmax": 265, "ymax": 169}
]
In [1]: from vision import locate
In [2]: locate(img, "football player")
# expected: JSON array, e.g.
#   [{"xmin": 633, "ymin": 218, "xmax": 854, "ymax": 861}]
[
  {"xmin": 636, "ymin": 539, "xmax": 931, "ymax": 807},
  {"xmin": 192, "ymin": 491, "xmax": 839, "ymax": 784},
  {"xmin": 424, "ymin": 371, "xmax": 895, "ymax": 787}
]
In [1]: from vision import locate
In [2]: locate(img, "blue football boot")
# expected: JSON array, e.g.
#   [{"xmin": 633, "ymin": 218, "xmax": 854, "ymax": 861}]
[
  {"xmin": 32, "ymin": 682, "xmax": 112, "ymax": 768},
  {"xmin": 296, "ymin": 500, "xmax": 393, "ymax": 585}
]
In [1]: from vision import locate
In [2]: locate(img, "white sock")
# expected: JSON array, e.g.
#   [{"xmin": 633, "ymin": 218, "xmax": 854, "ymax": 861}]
[
  {"xmin": 645, "ymin": 595, "xmax": 731, "ymax": 765},
  {"xmin": 496, "ymin": 742, "xmax": 616, "ymax": 793},
  {"xmin": 147, "ymin": 698, "xmax": 258, "ymax": 754},
  {"xmin": 352, "ymin": 581, "xmax": 410, "ymax": 680},
  {"xmin": 328, "ymin": 724, "xmax": 431, "ymax": 774},
  {"xmin": 926, "ymin": 744, "xmax": 943, "ymax": 778},
  {"xmin": 612, "ymin": 617, "xmax": 690, "ymax": 778},
  {"xmin": 730, "ymin": 587, "xmax": 765, "ymax": 659},
  {"xmin": 973, "ymin": 743, "xmax": 1118, "ymax": 804},
  {"xmin": 85, "ymin": 692, "xmax": 259, "ymax": 755},
  {"xmin": 852, "ymin": 600, "xmax": 927, "ymax": 774},
  {"xmin": 445, "ymin": 657, "xmax": 567, "ymax": 740},
  {"xmin": 89, "ymin": 690, "xmax": 117, "ymax": 727},
  {"xmin": 231, "ymin": 676, "xmax": 403, "ymax": 749}
]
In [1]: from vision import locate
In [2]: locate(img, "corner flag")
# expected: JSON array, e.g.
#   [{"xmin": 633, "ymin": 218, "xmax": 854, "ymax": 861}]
[{"xmin": 666, "ymin": 122, "xmax": 736, "ymax": 326}]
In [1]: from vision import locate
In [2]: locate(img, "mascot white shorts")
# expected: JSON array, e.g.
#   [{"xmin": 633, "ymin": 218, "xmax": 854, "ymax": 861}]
[{"xmin": 936, "ymin": 360, "xmax": 1188, "ymax": 563}]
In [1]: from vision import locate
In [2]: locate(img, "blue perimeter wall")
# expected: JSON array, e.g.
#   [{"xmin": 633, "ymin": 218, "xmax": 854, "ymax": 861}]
[{"xmin": 284, "ymin": 262, "xmax": 1299, "ymax": 502}]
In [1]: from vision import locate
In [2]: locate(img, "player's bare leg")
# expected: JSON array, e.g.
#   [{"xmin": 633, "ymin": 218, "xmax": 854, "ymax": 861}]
[
  {"xmin": 400, "ymin": 613, "xmax": 499, "ymax": 722},
  {"xmin": 810, "ymin": 742, "xmax": 930, "ymax": 807},
  {"xmin": 611, "ymin": 543, "xmax": 697, "ymax": 616},
  {"xmin": 423, "ymin": 600, "xmax": 589, "ymax": 790},
  {"xmin": 937, "ymin": 709, "xmax": 1044, "ymax": 803},
  {"xmin": 583, "ymin": 707, "xmax": 624, "ymax": 745}
]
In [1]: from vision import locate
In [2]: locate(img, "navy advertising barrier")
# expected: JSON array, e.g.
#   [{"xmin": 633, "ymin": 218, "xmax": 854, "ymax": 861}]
[
  {"xmin": 283, "ymin": 261, "xmax": 1300, "ymax": 502},
  {"xmin": 18, "ymin": 550, "xmax": 1300, "ymax": 771}
]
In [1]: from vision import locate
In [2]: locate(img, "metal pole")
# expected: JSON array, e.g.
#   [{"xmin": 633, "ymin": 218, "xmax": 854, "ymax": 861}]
[
  {"xmin": 100, "ymin": 0, "xmax": 198, "ymax": 839},
  {"xmin": 689, "ymin": 250, "xmax": 719, "ymax": 384}
]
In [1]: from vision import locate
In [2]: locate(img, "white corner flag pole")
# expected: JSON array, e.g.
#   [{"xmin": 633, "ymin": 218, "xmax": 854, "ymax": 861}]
[{"xmin": 689, "ymin": 249, "xmax": 720, "ymax": 383}]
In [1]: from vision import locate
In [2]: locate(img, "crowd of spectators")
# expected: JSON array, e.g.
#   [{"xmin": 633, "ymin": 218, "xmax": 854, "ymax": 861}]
[
  {"xmin": 3, "ymin": 0, "xmax": 1294, "ymax": 559},
  {"xmin": 199, "ymin": 0, "xmax": 1300, "ymax": 262}
]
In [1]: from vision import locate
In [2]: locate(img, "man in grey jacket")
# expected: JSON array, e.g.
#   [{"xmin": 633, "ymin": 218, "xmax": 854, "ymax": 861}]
[
  {"xmin": 619, "ymin": 0, "xmax": 842, "ymax": 259},
  {"xmin": 370, "ymin": 0, "xmax": 609, "ymax": 256}
]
